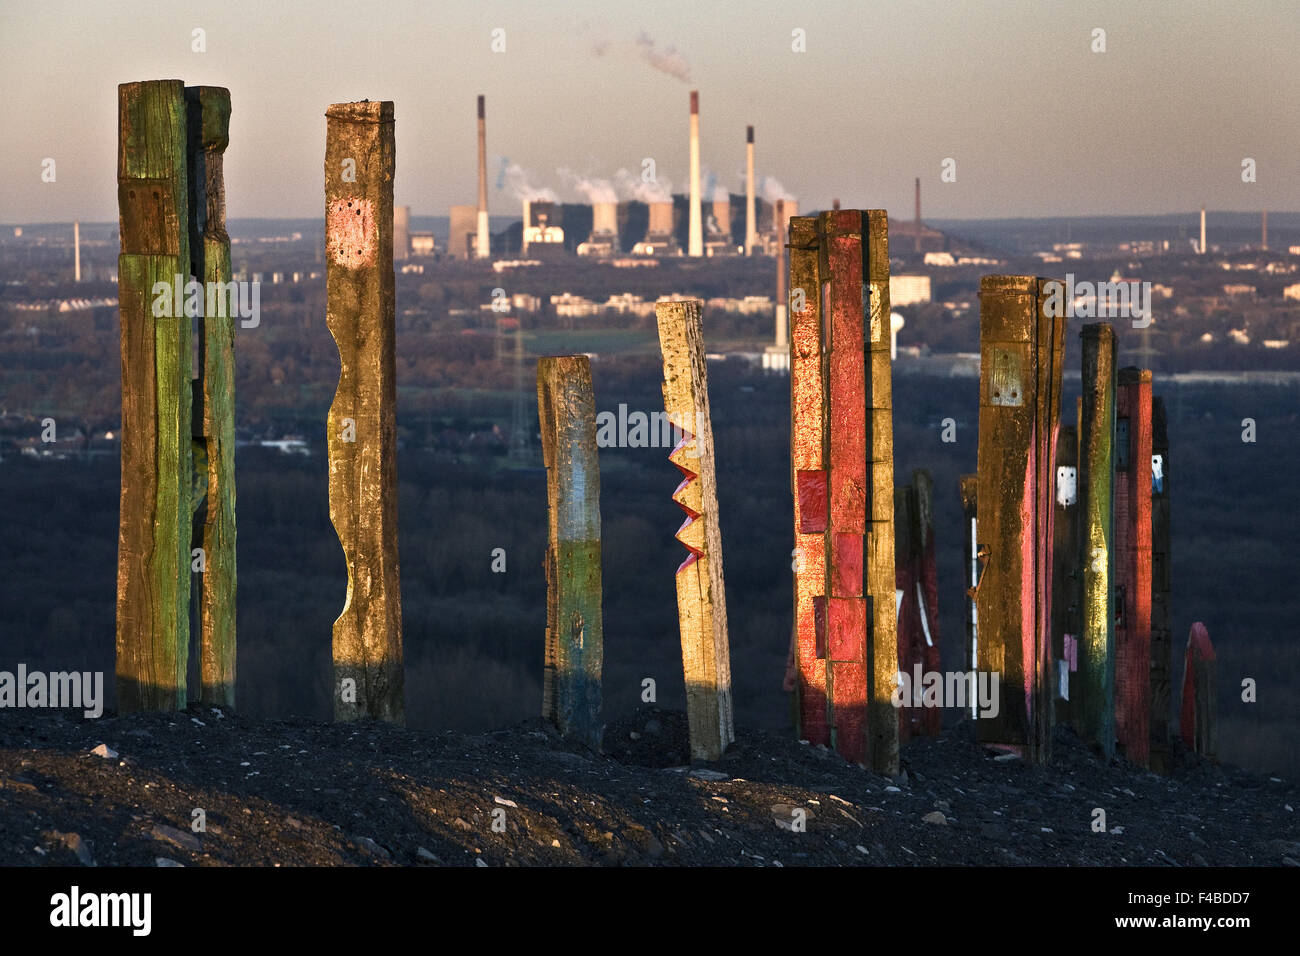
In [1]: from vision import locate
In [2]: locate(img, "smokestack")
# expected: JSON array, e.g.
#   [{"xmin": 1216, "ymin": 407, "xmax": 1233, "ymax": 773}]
[
  {"xmin": 914, "ymin": 177, "xmax": 922, "ymax": 254},
  {"xmin": 688, "ymin": 91, "xmax": 702, "ymax": 257},
  {"xmin": 521, "ymin": 199, "xmax": 531, "ymax": 254},
  {"xmin": 774, "ymin": 199, "xmax": 788, "ymax": 349},
  {"xmin": 832, "ymin": 198, "xmax": 840, "ymax": 211},
  {"xmin": 1262, "ymin": 209, "xmax": 1268, "ymax": 251},
  {"xmin": 745, "ymin": 125, "xmax": 756, "ymax": 256},
  {"xmin": 73, "ymin": 220, "xmax": 81, "ymax": 282},
  {"xmin": 476, "ymin": 95, "xmax": 489, "ymax": 258},
  {"xmin": 1200, "ymin": 206, "xmax": 1206, "ymax": 255}
]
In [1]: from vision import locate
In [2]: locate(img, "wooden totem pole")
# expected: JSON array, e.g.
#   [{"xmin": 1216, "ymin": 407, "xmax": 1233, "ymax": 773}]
[
  {"xmin": 656, "ymin": 299, "xmax": 734, "ymax": 761},
  {"xmin": 789, "ymin": 210, "xmax": 897, "ymax": 774},
  {"xmin": 537, "ymin": 355, "xmax": 604, "ymax": 750},
  {"xmin": 1114, "ymin": 368, "xmax": 1153, "ymax": 766},
  {"xmin": 1077, "ymin": 323, "xmax": 1117, "ymax": 758},
  {"xmin": 973, "ymin": 275, "xmax": 1066, "ymax": 763},
  {"xmin": 116, "ymin": 79, "xmax": 237, "ymax": 712},
  {"xmin": 324, "ymin": 101, "xmax": 404, "ymax": 723},
  {"xmin": 1149, "ymin": 396, "xmax": 1173, "ymax": 773}
]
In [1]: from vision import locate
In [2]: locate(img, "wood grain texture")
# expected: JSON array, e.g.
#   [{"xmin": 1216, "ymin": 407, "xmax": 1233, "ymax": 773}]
[
  {"xmin": 537, "ymin": 355, "xmax": 603, "ymax": 750},
  {"xmin": 115, "ymin": 79, "xmax": 192, "ymax": 712},
  {"xmin": 1077, "ymin": 323, "xmax": 1117, "ymax": 759},
  {"xmin": 1149, "ymin": 396, "xmax": 1172, "ymax": 773},
  {"xmin": 325, "ymin": 100, "xmax": 404, "ymax": 724},
  {"xmin": 974, "ymin": 276, "xmax": 1065, "ymax": 762},
  {"xmin": 1114, "ymin": 368, "xmax": 1153, "ymax": 767},
  {"xmin": 186, "ymin": 85, "xmax": 237, "ymax": 707},
  {"xmin": 656, "ymin": 299, "xmax": 733, "ymax": 761},
  {"xmin": 789, "ymin": 216, "xmax": 829, "ymax": 746}
]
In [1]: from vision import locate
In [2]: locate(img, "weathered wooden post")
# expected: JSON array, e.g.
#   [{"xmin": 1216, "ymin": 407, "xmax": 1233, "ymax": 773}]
[
  {"xmin": 116, "ymin": 80, "xmax": 193, "ymax": 712},
  {"xmin": 186, "ymin": 86, "xmax": 237, "ymax": 707},
  {"xmin": 537, "ymin": 355, "xmax": 603, "ymax": 750},
  {"xmin": 655, "ymin": 299, "xmax": 733, "ymax": 760},
  {"xmin": 1114, "ymin": 367, "xmax": 1153, "ymax": 766},
  {"xmin": 1180, "ymin": 622, "xmax": 1216, "ymax": 759},
  {"xmin": 959, "ymin": 473, "xmax": 979, "ymax": 714},
  {"xmin": 1149, "ymin": 396, "xmax": 1173, "ymax": 772},
  {"xmin": 1077, "ymin": 323, "xmax": 1117, "ymax": 758},
  {"xmin": 894, "ymin": 471, "xmax": 941, "ymax": 739},
  {"xmin": 789, "ymin": 210, "xmax": 897, "ymax": 773},
  {"xmin": 974, "ymin": 275, "xmax": 1065, "ymax": 762},
  {"xmin": 324, "ymin": 100, "xmax": 404, "ymax": 723},
  {"xmin": 1051, "ymin": 424, "xmax": 1080, "ymax": 725}
]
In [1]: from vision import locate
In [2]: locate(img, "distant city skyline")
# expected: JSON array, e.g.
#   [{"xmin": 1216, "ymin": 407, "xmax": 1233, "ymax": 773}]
[{"xmin": 3, "ymin": 0, "xmax": 1298, "ymax": 224}]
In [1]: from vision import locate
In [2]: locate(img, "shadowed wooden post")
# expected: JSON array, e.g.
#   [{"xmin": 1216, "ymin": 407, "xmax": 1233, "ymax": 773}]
[
  {"xmin": 974, "ymin": 276, "xmax": 1065, "ymax": 763},
  {"xmin": 789, "ymin": 216, "xmax": 829, "ymax": 748},
  {"xmin": 115, "ymin": 80, "xmax": 193, "ymax": 712},
  {"xmin": 895, "ymin": 471, "xmax": 941, "ymax": 739},
  {"xmin": 959, "ymin": 473, "xmax": 978, "ymax": 708},
  {"xmin": 656, "ymin": 299, "xmax": 733, "ymax": 760},
  {"xmin": 1078, "ymin": 323, "xmax": 1116, "ymax": 758},
  {"xmin": 1149, "ymin": 396, "xmax": 1172, "ymax": 773},
  {"xmin": 1180, "ymin": 622, "xmax": 1216, "ymax": 759},
  {"xmin": 186, "ymin": 85, "xmax": 236, "ymax": 707},
  {"xmin": 537, "ymin": 355, "xmax": 603, "ymax": 749},
  {"xmin": 1114, "ymin": 367, "xmax": 1153, "ymax": 766},
  {"xmin": 1051, "ymin": 424, "xmax": 1079, "ymax": 726},
  {"xmin": 325, "ymin": 100, "xmax": 403, "ymax": 723}
]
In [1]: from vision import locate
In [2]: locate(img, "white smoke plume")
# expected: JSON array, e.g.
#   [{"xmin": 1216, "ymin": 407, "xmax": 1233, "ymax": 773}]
[
  {"xmin": 760, "ymin": 174, "xmax": 796, "ymax": 202},
  {"xmin": 502, "ymin": 162, "xmax": 558, "ymax": 202},
  {"xmin": 558, "ymin": 168, "xmax": 618, "ymax": 204},
  {"xmin": 614, "ymin": 166, "xmax": 673, "ymax": 204},
  {"xmin": 636, "ymin": 32, "xmax": 691, "ymax": 83}
]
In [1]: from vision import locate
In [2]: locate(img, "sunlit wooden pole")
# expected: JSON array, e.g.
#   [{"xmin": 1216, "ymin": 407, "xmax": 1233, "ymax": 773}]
[
  {"xmin": 656, "ymin": 299, "xmax": 733, "ymax": 760},
  {"xmin": 325, "ymin": 100, "xmax": 404, "ymax": 723},
  {"xmin": 537, "ymin": 355, "xmax": 603, "ymax": 749},
  {"xmin": 974, "ymin": 275, "xmax": 1065, "ymax": 763}
]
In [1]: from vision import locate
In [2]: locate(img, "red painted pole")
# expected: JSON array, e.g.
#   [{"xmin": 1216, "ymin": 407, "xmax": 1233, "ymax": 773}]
[{"xmin": 1114, "ymin": 368, "xmax": 1153, "ymax": 766}]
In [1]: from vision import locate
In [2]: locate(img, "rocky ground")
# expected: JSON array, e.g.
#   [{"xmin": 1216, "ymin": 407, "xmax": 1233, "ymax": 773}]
[{"xmin": 1, "ymin": 706, "xmax": 1296, "ymax": 867}]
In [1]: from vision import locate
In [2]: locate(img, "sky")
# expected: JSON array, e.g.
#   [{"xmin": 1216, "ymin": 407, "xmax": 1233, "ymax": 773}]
[{"xmin": 2, "ymin": 0, "xmax": 1298, "ymax": 224}]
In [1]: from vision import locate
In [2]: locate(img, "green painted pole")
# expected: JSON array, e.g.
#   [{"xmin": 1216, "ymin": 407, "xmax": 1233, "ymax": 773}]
[
  {"xmin": 537, "ymin": 355, "xmax": 603, "ymax": 750},
  {"xmin": 115, "ymin": 79, "xmax": 193, "ymax": 712}
]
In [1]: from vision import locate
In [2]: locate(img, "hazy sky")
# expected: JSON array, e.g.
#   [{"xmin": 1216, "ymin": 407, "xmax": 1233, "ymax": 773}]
[{"xmin": 3, "ymin": 0, "xmax": 1297, "ymax": 223}]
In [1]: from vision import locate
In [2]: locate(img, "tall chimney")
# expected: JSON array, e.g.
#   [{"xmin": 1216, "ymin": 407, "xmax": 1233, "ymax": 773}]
[
  {"xmin": 745, "ymin": 125, "xmax": 756, "ymax": 256},
  {"xmin": 774, "ymin": 199, "xmax": 788, "ymax": 348},
  {"xmin": 73, "ymin": 220, "xmax": 81, "ymax": 282},
  {"xmin": 832, "ymin": 198, "xmax": 840, "ymax": 211},
  {"xmin": 914, "ymin": 177, "xmax": 922, "ymax": 254},
  {"xmin": 1199, "ymin": 206, "xmax": 1206, "ymax": 255},
  {"xmin": 476, "ymin": 95, "xmax": 490, "ymax": 258},
  {"xmin": 1262, "ymin": 209, "xmax": 1268, "ymax": 250},
  {"xmin": 688, "ymin": 91, "xmax": 702, "ymax": 257}
]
